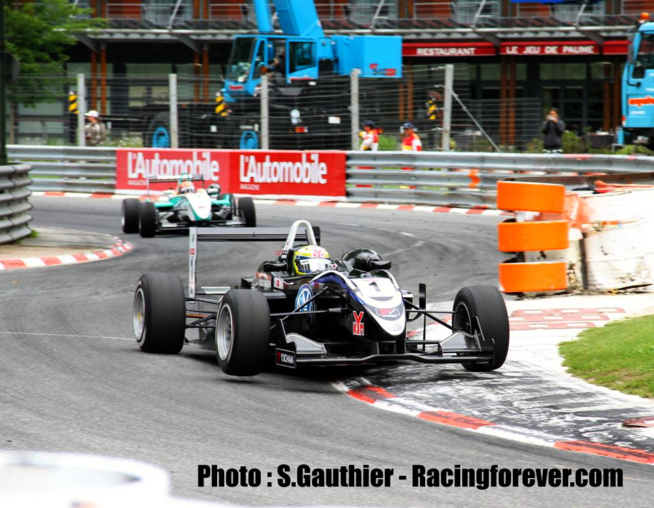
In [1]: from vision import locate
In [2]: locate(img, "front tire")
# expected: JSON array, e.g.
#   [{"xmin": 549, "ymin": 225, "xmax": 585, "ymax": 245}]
[
  {"xmin": 216, "ymin": 289, "xmax": 270, "ymax": 376},
  {"xmin": 139, "ymin": 202, "xmax": 157, "ymax": 238},
  {"xmin": 133, "ymin": 272, "xmax": 186, "ymax": 354},
  {"xmin": 238, "ymin": 197, "xmax": 256, "ymax": 227},
  {"xmin": 453, "ymin": 285, "xmax": 509, "ymax": 372},
  {"xmin": 121, "ymin": 199, "xmax": 140, "ymax": 234}
]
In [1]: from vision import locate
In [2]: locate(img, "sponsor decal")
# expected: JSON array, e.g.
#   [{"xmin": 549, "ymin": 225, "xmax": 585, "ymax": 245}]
[
  {"xmin": 628, "ymin": 96, "xmax": 654, "ymax": 108},
  {"xmin": 274, "ymin": 278, "xmax": 285, "ymax": 290},
  {"xmin": 275, "ymin": 349, "xmax": 296, "ymax": 368},
  {"xmin": 254, "ymin": 272, "xmax": 272, "ymax": 289},
  {"xmin": 295, "ymin": 284, "xmax": 315, "ymax": 313},
  {"xmin": 353, "ymin": 311, "xmax": 365, "ymax": 337}
]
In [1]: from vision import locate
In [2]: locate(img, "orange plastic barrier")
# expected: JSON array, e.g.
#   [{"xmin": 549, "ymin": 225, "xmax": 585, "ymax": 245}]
[
  {"xmin": 497, "ymin": 181, "xmax": 565, "ymax": 213},
  {"xmin": 498, "ymin": 220, "xmax": 569, "ymax": 252},
  {"xmin": 499, "ymin": 261, "xmax": 568, "ymax": 293}
]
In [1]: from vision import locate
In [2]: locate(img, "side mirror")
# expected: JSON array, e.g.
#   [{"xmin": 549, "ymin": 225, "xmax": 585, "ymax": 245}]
[
  {"xmin": 369, "ymin": 259, "xmax": 391, "ymax": 270},
  {"xmin": 263, "ymin": 261, "xmax": 287, "ymax": 272}
]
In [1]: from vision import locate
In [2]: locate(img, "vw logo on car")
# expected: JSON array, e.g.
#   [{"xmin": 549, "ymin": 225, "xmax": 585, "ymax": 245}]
[{"xmin": 295, "ymin": 284, "xmax": 315, "ymax": 313}]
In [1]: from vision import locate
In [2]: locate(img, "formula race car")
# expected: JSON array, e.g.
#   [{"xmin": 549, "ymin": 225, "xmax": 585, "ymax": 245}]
[
  {"xmin": 132, "ymin": 220, "xmax": 509, "ymax": 376},
  {"xmin": 121, "ymin": 175, "xmax": 256, "ymax": 238}
]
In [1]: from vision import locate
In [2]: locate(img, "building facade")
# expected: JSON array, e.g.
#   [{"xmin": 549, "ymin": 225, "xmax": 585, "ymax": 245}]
[{"xmin": 20, "ymin": 1, "xmax": 653, "ymax": 146}]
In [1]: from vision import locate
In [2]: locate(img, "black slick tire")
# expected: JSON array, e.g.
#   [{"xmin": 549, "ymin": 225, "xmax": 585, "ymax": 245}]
[
  {"xmin": 215, "ymin": 289, "xmax": 270, "ymax": 376},
  {"xmin": 133, "ymin": 272, "xmax": 186, "ymax": 354},
  {"xmin": 453, "ymin": 285, "xmax": 509, "ymax": 372},
  {"xmin": 139, "ymin": 201, "xmax": 157, "ymax": 238},
  {"xmin": 121, "ymin": 198, "xmax": 140, "ymax": 233},
  {"xmin": 238, "ymin": 197, "xmax": 256, "ymax": 227}
]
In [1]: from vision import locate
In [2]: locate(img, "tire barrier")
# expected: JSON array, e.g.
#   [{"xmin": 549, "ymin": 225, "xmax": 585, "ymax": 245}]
[
  {"xmin": 497, "ymin": 181, "xmax": 569, "ymax": 294},
  {"xmin": 0, "ymin": 163, "xmax": 33, "ymax": 245}
]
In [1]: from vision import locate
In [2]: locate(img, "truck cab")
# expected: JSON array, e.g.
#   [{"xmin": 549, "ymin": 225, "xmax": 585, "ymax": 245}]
[
  {"xmin": 621, "ymin": 17, "xmax": 654, "ymax": 145},
  {"xmin": 223, "ymin": 35, "xmax": 321, "ymax": 101}
]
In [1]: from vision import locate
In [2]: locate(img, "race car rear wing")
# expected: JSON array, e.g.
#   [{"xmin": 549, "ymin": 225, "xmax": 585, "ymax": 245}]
[{"xmin": 189, "ymin": 220, "xmax": 319, "ymax": 298}]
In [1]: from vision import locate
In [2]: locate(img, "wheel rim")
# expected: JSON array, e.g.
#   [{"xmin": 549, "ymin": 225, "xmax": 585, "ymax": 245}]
[
  {"xmin": 133, "ymin": 287, "xmax": 146, "ymax": 340},
  {"xmin": 454, "ymin": 301, "xmax": 473, "ymax": 334},
  {"xmin": 216, "ymin": 304, "xmax": 234, "ymax": 361}
]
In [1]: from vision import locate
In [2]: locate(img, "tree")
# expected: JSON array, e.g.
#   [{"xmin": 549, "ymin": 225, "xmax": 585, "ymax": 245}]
[{"xmin": 5, "ymin": 0, "xmax": 106, "ymax": 107}]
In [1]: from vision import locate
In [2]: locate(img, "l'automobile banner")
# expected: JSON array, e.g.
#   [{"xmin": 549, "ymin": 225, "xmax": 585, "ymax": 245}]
[
  {"xmin": 116, "ymin": 149, "xmax": 230, "ymax": 192},
  {"xmin": 116, "ymin": 149, "xmax": 346, "ymax": 197},
  {"xmin": 234, "ymin": 151, "xmax": 345, "ymax": 197}
]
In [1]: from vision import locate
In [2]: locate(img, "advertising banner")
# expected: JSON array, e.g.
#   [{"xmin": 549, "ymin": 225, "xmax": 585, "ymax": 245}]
[
  {"xmin": 115, "ymin": 149, "xmax": 230, "ymax": 192},
  {"xmin": 116, "ymin": 149, "xmax": 346, "ymax": 197},
  {"xmin": 232, "ymin": 151, "xmax": 346, "ymax": 197}
]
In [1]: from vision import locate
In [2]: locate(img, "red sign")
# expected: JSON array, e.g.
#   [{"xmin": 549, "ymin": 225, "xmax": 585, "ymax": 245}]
[
  {"xmin": 116, "ymin": 149, "xmax": 230, "ymax": 192},
  {"xmin": 603, "ymin": 40, "xmax": 629, "ymax": 55},
  {"xmin": 500, "ymin": 41, "xmax": 599, "ymax": 56},
  {"xmin": 352, "ymin": 311, "xmax": 365, "ymax": 336},
  {"xmin": 234, "ymin": 151, "xmax": 345, "ymax": 197},
  {"xmin": 116, "ymin": 149, "xmax": 346, "ymax": 197},
  {"xmin": 403, "ymin": 42, "xmax": 496, "ymax": 57}
]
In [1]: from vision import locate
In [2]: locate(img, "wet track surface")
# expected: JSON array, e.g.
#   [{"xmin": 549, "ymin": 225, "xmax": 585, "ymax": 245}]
[{"xmin": 0, "ymin": 197, "xmax": 651, "ymax": 506}]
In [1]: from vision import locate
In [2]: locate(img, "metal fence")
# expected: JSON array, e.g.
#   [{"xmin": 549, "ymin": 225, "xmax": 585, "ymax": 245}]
[
  {"xmin": 10, "ymin": 145, "xmax": 654, "ymax": 209},
  {"xmin": 0, "ymin": 163, "xmax": 33, "ymax": 244},
  {"xmin": 7, "ymin": 68, "xmax": 542, "ymax": 151}
]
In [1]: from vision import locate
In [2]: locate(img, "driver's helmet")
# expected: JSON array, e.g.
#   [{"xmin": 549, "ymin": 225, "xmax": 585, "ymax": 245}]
[
  {"xmin": 292, "ymin": 245, "xmax": 332, "ymax": 276},
  {"xmin": 178, "ymin": 172, "xmax": 195, "ymax": 194}
]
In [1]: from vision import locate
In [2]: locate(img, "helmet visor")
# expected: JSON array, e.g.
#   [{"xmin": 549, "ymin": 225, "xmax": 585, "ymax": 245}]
[{"xmin": 298, "ymin": 258, "xmax": 332, "ymax": 274}]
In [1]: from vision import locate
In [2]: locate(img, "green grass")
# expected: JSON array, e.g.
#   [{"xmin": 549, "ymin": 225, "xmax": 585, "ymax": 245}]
[
  {"xmin": 560, "ymin": 315, "xmax": 654, "ymax": 399},
  {"xmin": 27, "ymin": 229, "xmax": 39, "ymax": 239}
]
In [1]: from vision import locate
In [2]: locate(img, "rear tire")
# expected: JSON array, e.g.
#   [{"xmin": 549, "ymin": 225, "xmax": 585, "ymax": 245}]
[
  {"xmin": 121, "ymin": 199, "xmax": 140, "ymax": 234},
  {"xmin": 453, "ymin": 285, "xmax": 509, "ymax": 372},
  {"xmin": 216, "ymin": 289, "xmax": 270, "ymax": 376},
  {"xmin": 139, "ymin": 202, "xmax": 157, "ymax": 238},
  {"xmin": 238, "ymin": 197, "xmax": 256, "ymax": 227},
  {"xmin": 133, "ymin": 272, "xmax": 186, "ymax": 354}
]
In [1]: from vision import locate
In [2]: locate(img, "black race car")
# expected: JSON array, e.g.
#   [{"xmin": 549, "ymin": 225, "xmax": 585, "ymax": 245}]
[{"xmin": 133, "ymin": 220, "xmax": 509, "ymax": 376}]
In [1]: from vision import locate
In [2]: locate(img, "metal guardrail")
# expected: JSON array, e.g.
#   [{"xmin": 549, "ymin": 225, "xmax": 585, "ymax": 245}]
[
  {"xmin": 0, "ymin": 163, "xmax": 33, "ymax": 244},
  {"xmin": 8, "ymin": 145, "xmax": 116, "ymax": 194},
  {"xmin": 7, "ymin": 145, "xmax": 654, "ymax": 209},
  {"xmin": 346, "ymin": 151, "xmax": 654, "ymax": 207}
]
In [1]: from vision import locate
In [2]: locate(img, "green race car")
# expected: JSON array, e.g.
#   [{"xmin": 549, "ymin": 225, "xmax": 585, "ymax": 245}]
[{"xmin": 121, "ymin": 176, "xmax": 256, "ymax": 238}]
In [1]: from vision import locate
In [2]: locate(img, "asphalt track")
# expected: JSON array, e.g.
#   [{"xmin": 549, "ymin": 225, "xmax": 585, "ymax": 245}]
[{"xmin": 0, "ymin": 197, "xmax": 651, "ymax": 507}]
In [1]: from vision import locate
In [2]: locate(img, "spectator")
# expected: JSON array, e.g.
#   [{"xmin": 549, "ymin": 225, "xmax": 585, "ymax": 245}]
[
  {"xmin": 542, "ymin": 108, "xmax": 564, "ymax": 153},
  {"xmin": 359, "ymin": 120, "xmax": 379, "ymax": 151},
  {"xmin": 401, "ymin": 122, "xmax": 422, "ymax": 151},
  {"xmin": 84, "ymin": 110, "xmax": 106, "ymax": 146}
]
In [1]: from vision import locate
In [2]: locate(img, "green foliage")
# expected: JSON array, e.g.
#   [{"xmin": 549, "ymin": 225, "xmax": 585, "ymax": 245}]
[
  {"xmin": 5, "ymin": 1, "xmax": 107, "ymax": 107},
  {"xmin": 524, "ymin": 137, "xmax": 544, "ymax": 153},
  {"xmin": 377, "ymin": 134, "xmax": 398, "ymax": 151},
  {"xmin": 613, "ymin": 144, "xmax": 654, "ymax": 156},
  {"xmin": 562, "ymin": 130, "xmax": 585, "ymax": 154}
]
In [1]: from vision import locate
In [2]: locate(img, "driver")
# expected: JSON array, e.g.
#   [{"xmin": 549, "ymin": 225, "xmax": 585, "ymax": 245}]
[
  {"xmin": 177, "ymin": 173, "xmax": 195, "ymax": 195},
  {"xmin": 292, "ymin": 246, "xmax": 332, "ymax": 276}
]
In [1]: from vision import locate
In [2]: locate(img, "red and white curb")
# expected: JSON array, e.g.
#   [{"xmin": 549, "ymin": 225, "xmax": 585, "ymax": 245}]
[
  {"xmin": 334, "ymin": 380, "xmax": 654, "ymax": 466},
  {"xmin": 0, "ymin": 238, "xmax": 133, "ymax": 270},
  {"xmin": 30, "ymin": 192, "xmax": 509, "ymax": 217}
]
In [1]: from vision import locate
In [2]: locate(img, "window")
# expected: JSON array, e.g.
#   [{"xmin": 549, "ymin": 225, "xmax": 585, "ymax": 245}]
[
  {"xmin": 289, "ymin": 42, "xmax": 316, "ymax": 74},
  {"xmin": 634, "ymin": 33, "xmax": 654, "ymax": 78},
  {"xmin": 226, "ymin": 38, "xmax": 255, "ymax": 81}
]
